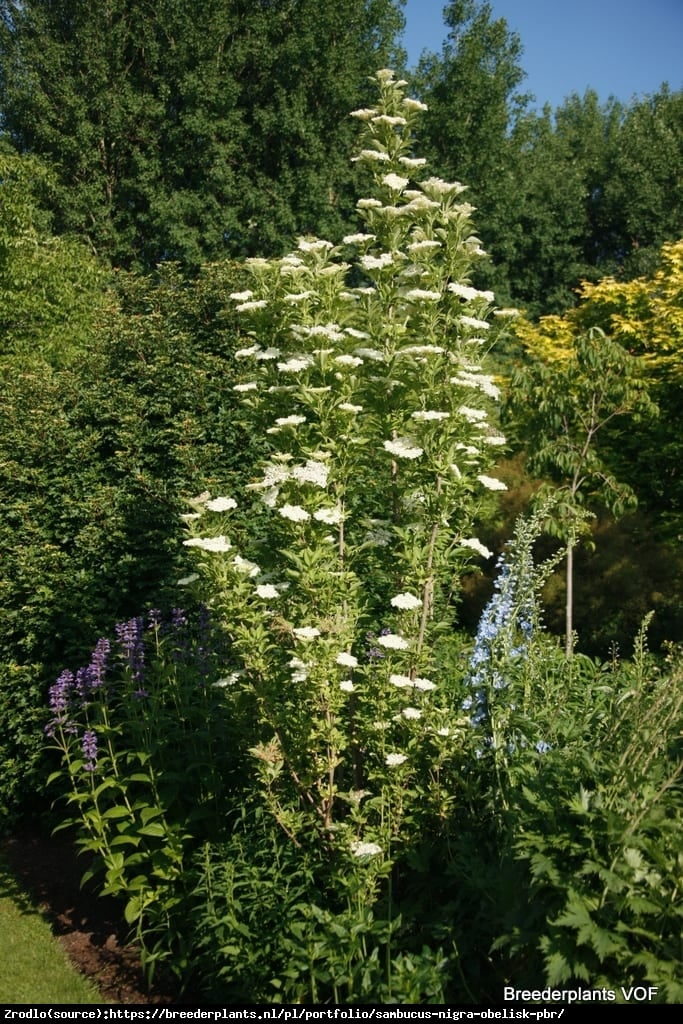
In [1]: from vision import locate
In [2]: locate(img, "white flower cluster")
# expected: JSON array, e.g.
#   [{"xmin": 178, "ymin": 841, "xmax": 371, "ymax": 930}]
[{"xmin": 383, "ymin": 438, "xmax": 423, "ymax": 460}]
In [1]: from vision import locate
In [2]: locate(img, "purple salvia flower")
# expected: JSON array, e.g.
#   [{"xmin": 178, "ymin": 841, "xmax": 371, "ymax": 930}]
[
  {"xmin": 148, "ymin": 608, "xmax": 162, "ymax": 630},
  {"xmin": 82, "ymin": 729, "xmax": 98, "ymax": 771},
  {"xmin": 45, "ymin": 670, "xmax": 77, "ymax": 738},
  {"xmin": 89, "ymin": 637, "xmax": 110, "ymax": 690},
  {"xmin": 115, "ymin": 616, "xmax": 145, "ymax": 682}
]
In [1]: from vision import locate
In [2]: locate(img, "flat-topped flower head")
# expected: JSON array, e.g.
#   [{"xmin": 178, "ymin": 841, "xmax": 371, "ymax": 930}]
[
  {"xmin": 183, "ymin": 535, "xmax": 231, "ymax": 552},
  {"xmin": 390, "ymin": 593, "xmax": 422, "ymax": 610},
  {"xmin": 477, "ymin": 474, "xmax": 508, "ymax": 491},
  {"xmin": 462, "ymin": 538, "xmax": 493, "ymax": 559},
  {"xmin": 205, "ymin": 496, "xmax": 237, "ymax": 512},
  {"xmin": 383, "ymin": 438, "xmax": 423, "ymax": 460},
  {"xmin": 279, "ymin": 504, "xmax": 310, "ymax": 522},
  {"xmin": 351, "ymin": 840, "xmax": 382, "ymax": 857},
  {"xmin": 292, "ymin": 626, "xmax": 321, "ymax": 640},
  {"xmin": 385, "ymin": 752, "xmax": 408, "ymax": 767},
  {"xmin": 377, "ymin": 633, "xmax": 410, "ymax": 651},
  {"xmin": 336, "ymin": 652, "xmax": 358, "ymax": 668}
]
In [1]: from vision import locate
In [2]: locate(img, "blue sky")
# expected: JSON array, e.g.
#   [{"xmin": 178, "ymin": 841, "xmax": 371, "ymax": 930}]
[{"xmin": 402, "ymin": 0, "xmax": 683, "ymax": 110}]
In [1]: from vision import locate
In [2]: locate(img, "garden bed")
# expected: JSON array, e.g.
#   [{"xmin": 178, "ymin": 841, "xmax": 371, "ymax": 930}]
[{"xmin": 0, "ymin": 832, "xmax": 179, "ymax": 1005}]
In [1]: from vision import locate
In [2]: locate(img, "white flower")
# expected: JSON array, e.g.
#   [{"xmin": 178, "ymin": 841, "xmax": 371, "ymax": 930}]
[
  {"xmin": 350, "ymin": 840, "xmax": 382, "ymax": 857},
  {"xmin": 275, "ymin": 415, "xmax": 307, "ymax": 427},
  {"xmin": 293, "ymin": 460, "xmax": 329, "ymax": 488},
  {"xmin": 357, "ymin": 197, "xmax": 383, "ymax": 208},
  {"xmin": 314, "ymin": 506, "xmax": 343, "ymax": 525},
  {"xmin": 494, "ymin": 307, "xmax": 521, "ymax": 318},
  {"xmin": 229, "ymin": 290, "xmax": 254, "ymax": 302},
  {"xmin": 255, "ymin": 346, "xmax": 280, "ymax": 360},
  {"xmin": 340, "ymin": 680, "xmax": 355, "ymax": 693},
  {"xmin": 235, "ymin": 299, "xmax": 268, "ymax": 312},
  {"xmin": 339, "ymin": 402, "xmax": 363, "ymax": 414},
  {"xmin": 349, "ymin": 108, "xmax": 376, "ymax": 120},
  {"xmin": 390, "ymin": 592, "xmax": 422, "ymax": 610},
  {"xmin": 402, "ymin": 97, "xmax": 429, "ymax": 112},
  {"xmin": 459, "ymin": 315, "xmax": 490, "ymax": 331},
  {"xmin": 297, "ymin": 237, "xmax": 333, "ymax": 252},
  {"xmin": 183, "ymin": 535, "xmax": 231, "ymax": 552},
  {"xmin": 234, "ymin": 345, "xmax": 260, "ymax": 358},
  {"xmin": 383, "ymin": 439, "xmax": 423, "ymax": 460},
  {"xmin": 354, "ymin": 148, "xmax": 391, "ymax": 163},
  {"xmin": 233, "ymin": 381, "xmax": 258, "ymax": 392},
  {"xmin": 385, "ymin": 752, "xmax": 408, "ymax": 767},
  {"xmin": 477, "ymin": 474, "xmax": 508, "ymax": 491},
  {"xmin": 406, "ymin": 239, "xmax": 441, "ymax": 253},
  {"xmin": 421, "ymin": 176, "xmax": 468, "ymax": 197},
  {"xmin": 213, "ymin": 671, "xmax": 243, "ymax": 688},
  {"xmin": 390, "ymin": 674, "xmax": 412, "ymax": 688},
  {"xmin": 405, "ymin": 288, "xmax": 441, "ymax": 302},
  {"xmin": 336, "ymin": 652, "xmax": 358, "ymax": 669},
  {"xmin": 483, "ymin": 434, "xmax": 507, "ymax": 446},
  {"xmin": 180, "ymin": 512, "xmax": 202, "ymax": 521},
  {"xmin": 233, "ymin": 555, "xmax": 261, "ymax": 576},
  {"xmin": 277, "ymin": 357, "xmax": 313, "ymax": 373},
  {"xmin": 451, "ymin": 371, "xmax": 500, "ymax": 399},
  {"xmin": 206, "ymin": 496, "xmax": 237, "ymax": 512},
  {"xmin": 402, "ymin": 707, "xmax": 422, "ymax": 720},
  {"xmin": 279, "ymin": 504, "xmax": 310, "ymax": 522},
  {"xmin": 399, "ymin": 156, "xmax": 428, "ymax": 168},
  {"xmin": 255, "ymin": 584, "xmax": 279, "ymax": 599},
  {"xmin": 284, "ymin": 291, "xmax": 314, "ymax": 303},
  {"xmin": 343, "ymin": 233, "xmax": 376, "ymax": 245},
  {"xmin": 382, "ymin": 172, "xmax": 409, "ymax": 191},
  {"xmin": 399, "ymin": 344, "xmax": 445, "ymax": 356},
  {"xmin": 293, "ymin": 626, "xmax": 321, "ymax": 640},
  {"xmin": 289, "ymin": 656, "xmax": 308, "ymax": 682},
  {"xmin": 373, "ymin": 114, "xmax": 408, "ymax": 127},
  {"xmin": 458, "ymin": 405, "xmax": 488, "ymax": 422},
  {"xmin": 354, "ymin": 347, "xmax": 384, "ymax": 361},
  {"xmin": 411, "ymin": 410, "xmax": 450, "ymax": 422},
  {"xmin": 334, "ymin": 354, "xmax": 363, "ymax": 367},
  {"xmin": 413, "ymin": 677, "xmax": 436, "ymax": 691},
  {"xmin": 461, "ymin": 538, "xmax": 493, "ymax": 559},
  {"xmin": 361, "ymin": 252, "xmax": 394, "ymax": 271},
  {"xmin": 448, "ymin": 283, "xmax": 495, "ymax": 303},
  {"xmin": 377, "ymin": 633, "xmax": 410, "ymax": 651}
]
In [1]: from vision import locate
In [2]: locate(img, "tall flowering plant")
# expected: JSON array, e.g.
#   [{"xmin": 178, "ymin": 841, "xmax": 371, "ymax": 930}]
[{"xmin": 181, "ymin": 70, "xmax": 515, "ymax": 870}]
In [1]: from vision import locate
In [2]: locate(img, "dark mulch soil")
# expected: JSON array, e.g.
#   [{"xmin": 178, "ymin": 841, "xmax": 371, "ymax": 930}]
[{"xmin": 0, "ymin": 831, "xmax": 184, "ymax": 1005}]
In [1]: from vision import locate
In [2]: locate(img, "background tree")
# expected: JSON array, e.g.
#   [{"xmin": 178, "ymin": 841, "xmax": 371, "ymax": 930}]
[
  {"xmin": 507, "ymin": 326, "xmax": 657, "ymax": 655},
  {"xmin": 411, "ymin": 1, "xmax": 530, "ymax": 294},
  {"xmin": 0, "ymin": 0, "xmax": 405, "ymax": 270}
]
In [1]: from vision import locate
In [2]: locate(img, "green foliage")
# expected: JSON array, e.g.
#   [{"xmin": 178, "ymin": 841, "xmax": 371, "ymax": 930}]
[
  {"xmin": 0, "ymin": 0, "xmax": 405, "ymax": 269},
  {"xmin": 38, "ymin": 67, "xmax": 683, "ymax": 1007},
  {"xmin": 500, "ymin": 629, "xmax": 683, "ymax": 1002},
  {"xmin": 0, "ymin": 146, "xmax": 109, "ymax": 363},
  {"xmin": 0, "ymin": 261, "xmax": 266, "ymax": 824}
]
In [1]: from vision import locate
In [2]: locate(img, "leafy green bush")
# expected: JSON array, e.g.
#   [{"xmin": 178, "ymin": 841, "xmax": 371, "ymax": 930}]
[{"xmin": 0, "ymin": 263, "xmax": 264, "ymax": 827}]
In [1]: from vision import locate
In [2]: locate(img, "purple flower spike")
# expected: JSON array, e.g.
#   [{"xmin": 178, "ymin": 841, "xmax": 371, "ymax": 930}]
[
  {"xmin": 82, "ymin": 729, "xmax": 98, "ymax": 771},
  {"xmin": 115, "ymin": 616, "xmax": 145, "ymax": 682}
]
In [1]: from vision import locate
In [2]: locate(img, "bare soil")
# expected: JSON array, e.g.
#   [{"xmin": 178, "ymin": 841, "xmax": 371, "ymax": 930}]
[{"xmin": 1, "ymin": 831, "xmax": 183, "ymax": 1005}]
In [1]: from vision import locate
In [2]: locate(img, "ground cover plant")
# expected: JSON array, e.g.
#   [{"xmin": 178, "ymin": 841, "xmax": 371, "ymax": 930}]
[{"xmin": 46, "ymin": 71, "xmax": 683, "ymax": 1004}]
